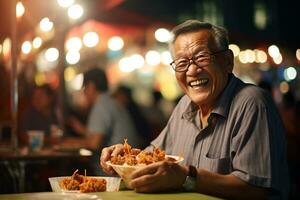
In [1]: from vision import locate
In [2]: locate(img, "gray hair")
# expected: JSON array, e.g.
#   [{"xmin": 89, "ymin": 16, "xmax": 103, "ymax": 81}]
[{"xmin": 169, "ymin": 20, "xmax": 229, "ymax": 52}]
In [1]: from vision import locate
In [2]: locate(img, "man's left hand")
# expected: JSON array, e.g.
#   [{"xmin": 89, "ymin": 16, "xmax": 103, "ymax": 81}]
[{"xmin": 130, "ymin": 161, "xmax": 188, "ymax": 192}]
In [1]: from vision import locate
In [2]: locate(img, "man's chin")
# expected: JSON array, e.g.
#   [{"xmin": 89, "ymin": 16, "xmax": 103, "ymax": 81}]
[{"xmin": 189, "ymin": 95, "xmax": 209, "ymax": 106}]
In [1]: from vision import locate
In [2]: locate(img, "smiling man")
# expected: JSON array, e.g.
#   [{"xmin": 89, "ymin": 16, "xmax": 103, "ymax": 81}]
[{"xmin": 100, "ymin": 20, "xmax": 289, "ymax": 200}]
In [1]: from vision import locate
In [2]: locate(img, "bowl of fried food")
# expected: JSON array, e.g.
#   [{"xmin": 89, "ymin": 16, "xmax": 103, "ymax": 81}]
[
  {"xmin": 106, "ymin": 140, "xmax": 184, "ymax": 189},
  {"xmin": 49, "ymin": 170, "xmax": 121, "ymax": 192}
]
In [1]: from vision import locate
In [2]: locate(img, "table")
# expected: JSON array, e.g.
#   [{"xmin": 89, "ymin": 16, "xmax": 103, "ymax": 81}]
[
  {"xmin": 0, "ymin": 191, "xmax": 222, "ymax": 200},
  {"xmin": 0, "ymin": 147, "xmax": 92, "ymax": 193}
]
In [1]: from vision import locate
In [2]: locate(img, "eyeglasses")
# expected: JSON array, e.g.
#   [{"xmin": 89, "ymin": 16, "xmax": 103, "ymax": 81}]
[{"xmin": 170, "ymin": 49, "xmax": 228, "ymax": 72}]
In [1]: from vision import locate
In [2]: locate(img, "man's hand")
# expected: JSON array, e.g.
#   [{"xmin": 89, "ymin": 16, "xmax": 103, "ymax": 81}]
[
  {"xmin": 100, "ymin": 144, "xmax": 124, "ymax": 175},
  {"xmin": 130, "ymin": 161, "xmax": 188, "ymax": 192}
]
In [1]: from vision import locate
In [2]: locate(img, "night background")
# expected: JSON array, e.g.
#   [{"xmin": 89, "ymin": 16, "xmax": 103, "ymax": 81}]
[{"xmin": 0, "ymin": 0, "xmax": 299, "ymax": 199}]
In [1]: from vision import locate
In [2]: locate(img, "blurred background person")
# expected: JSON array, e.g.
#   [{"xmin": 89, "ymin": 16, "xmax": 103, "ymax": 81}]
[
  {"xmin": 142, "ymin": 89, "xmax": 169, "ymax": 140},
  {"xmin": 19, "ymin": 84, "xmax": 59, "ymax": 145},
  {"xmin": 113, "ymin": 85, "xmax": 151, "ymax": 148},
  {"xmin": 65, "ymin": 67, "xmax": 142, "ymax": 174},
  {"xmin": 278, "ymin": 91, "xmax": 300, "ymax": 198}
]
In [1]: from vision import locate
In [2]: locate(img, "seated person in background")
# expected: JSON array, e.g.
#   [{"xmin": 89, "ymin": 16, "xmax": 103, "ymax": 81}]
[
  {"xmin": 19, "ymin": 84, "xmax": 59, "ymax": 144},
  {"xmin": 100, "ymin": 20, "xmax": 289, "ymax": 199},
  {"xmin": 113, "ymin": 85, "xmax": 151, "ymax": 148},
  {"xmin": 66, "ymin": 67, "xmax": 142, "ymax": 151}
]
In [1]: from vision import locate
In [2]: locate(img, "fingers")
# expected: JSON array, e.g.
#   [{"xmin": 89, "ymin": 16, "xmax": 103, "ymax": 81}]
[
  {"xmin": 100, "ymin": 144, "xmax": 123, "ymax": 175},
  {"xmin": 134, "ymin": 179, "xmax": 162, "ymax": 193},
  {"xmin": 131, "ymin": 162, "xmax": 187, "ymax": 192},
  {"xmin": 131, "ymin": 162, "xmax": 160, "ymax": 179},
  {"xmin": 111, "ymin": 144, "xmax": 124, "ymax": 157},
  {"xmin": 130, "ymin": 174, "xmax": 158, "ymax": 192}
]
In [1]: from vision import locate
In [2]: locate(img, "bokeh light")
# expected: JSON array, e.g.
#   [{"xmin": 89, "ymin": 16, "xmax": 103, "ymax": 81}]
[
  {"xmin": 284, "ymin": 67, "xmax": 297, "ymax": 81},
  {"xmin": 268, "ymin": 45, "xmax": 280, "ymax": 58},
  {"xmin": 57, "ymin": 0, "xmax": 74, "ymax": 8},
  {"xmin": 155, "ymin": 28, "xmax": 172, "ymax": 43},
  {"xmin": 45, "ymin": 48, "xmax": 59, "ymax": 62},
  {"xmin": 108, "ymin": 36, "xmax": 124, "ymax": 51},
  {"xmin": 16, "ymin": 2, "xmax": 25, "ymax": 18},
  {"xmin": 39, "ymin": 17, "xmax": 53, "ymax": 32},
  {"xmin": 161, "ymin": 51, "xmax": 172, "ymax": 65},
  {"xmin": 83, "ymin": 32, "xmax": 99, "ymax": 48},
  {"xmin": 21, "ymin": 41, "xmax": 32, "ymax": 54},
  {"xmin": 66, "ymin": 37, "xmax": 82, "ymax": 51},
  {"xmin": 296, "ymin": 49, "xmax": 300, "ymax": 61},
  {"xmin": 33, "ymin": 37, "xmax": 42, "ymax": 49},
  {"xmin": 145, "ymin": 50, "xmax": 160, "ymax": 66},
  {"xmin": 229, "ymin": 44, "xmax": 240, "ymax": 57},
  {"xmin": 66, "ymin": 51, "xmax": 80, "ymax": 64},
  {"xmin": 68, "ymin": 4, "xmax": 83, "ymax": 19},
  {"xmin": 279, "ymin": 81, "xmax": 289, "ymax": 94}
]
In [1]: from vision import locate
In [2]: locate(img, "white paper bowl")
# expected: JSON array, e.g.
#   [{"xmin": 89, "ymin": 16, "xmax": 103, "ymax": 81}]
[
  {"xmin": 106, "ymin": 155, "xmax": 184, "ymax": 189},
  {"xmin": 48, "ymin": 176, "xmax": 122, "ymax": 192}
]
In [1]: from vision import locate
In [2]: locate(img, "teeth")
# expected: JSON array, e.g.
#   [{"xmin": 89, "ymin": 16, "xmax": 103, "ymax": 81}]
[{"xmin": 190, "ymin": 79, "xmax": 208, "ymax": 87}]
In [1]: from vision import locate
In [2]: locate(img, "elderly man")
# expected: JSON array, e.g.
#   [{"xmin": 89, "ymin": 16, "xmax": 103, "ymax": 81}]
[{"xmin": 100, "ymin": 20, "xmax": 289, "ymax": 199}]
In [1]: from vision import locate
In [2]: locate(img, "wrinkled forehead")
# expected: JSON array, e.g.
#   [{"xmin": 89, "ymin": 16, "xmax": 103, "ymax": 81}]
[{"xmin": 171, "ymin": 30, "xmax": 217, "ymax": 57}]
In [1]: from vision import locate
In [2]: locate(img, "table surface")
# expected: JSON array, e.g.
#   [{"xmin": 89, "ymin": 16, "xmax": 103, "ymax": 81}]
[
  {"xmin": 0, "ymin": 191, "xmax": 222, "ymax": 200},
  {"xmin": 0, "ymin": 146, "xmax": 92, "ymax": 161}
]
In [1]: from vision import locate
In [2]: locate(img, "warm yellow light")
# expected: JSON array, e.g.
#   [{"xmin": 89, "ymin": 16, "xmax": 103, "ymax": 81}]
[
  {"xmin": 279, "ymin": 81, "xmax": 289, "ymax": 94},
  {"xmin": 130, "ymin": 54, "xmax": 144, "ymax": 69},
  {"xmin": 161, "ymin": 51, "xmax": 172, "ymax": 65},
  {"xmin": 254, "ymin": 49, "xmax": 267, "ymax": 63},
  {"xmin": 83, "ymin": 32, "xmax": 99, "ymax": 48},
  {"xmin": 273, "ymin": 54, "xmax": 282, "ymax": 64},
  {"xmin": 16, "ymin": 2, "xmax": 25, "ymax": 18},
  {"xmin": 3, "ymin": 38, "xmax": 11, "ymax": 57},
  {"xmin": 69, "ymin": 73, "xmax": 83, "ymax": 91},
  {"xmin": 21, "ymin": 41, "xmax": 32, "ymax": 54},
  {"xmin": 145, "ymin": 50, "xmax": 160, "ymax": 66},
  {"xmin": 245, "ymin": 49, "xmax": 255, "ymax": 63},
  {"xmin": 155, "ymin": 28, "xmax": 172, "ymax": 43},
  {"xmin": 107, "ymin": 36, "xmax": 124, "ymax": 51},
  {"xmin": 268, "ymin": 45, "xmax": 280, "ymax": 58},
  {"xmin": 33, "ymin": 37, "xmax": 42, "ymax": 49},
  {"xmin": 57, "ymin": 0, "xmax": 74, "ymax": 8},
  {"xmin": 119, "ymin": 57, "xmax": 135, "ymax": 72},
  {"xmin": 66, "ymin": 37, "xmax": 82, "ymax": 51},
  {"xmin": 39, "ymin": 17, "xmax": 53, "ymax": 32},
  {"xmin": 45, "ymin": 48, "xmax": 59, "ymax": 62},
  {"xmin": 229, "ymin": 44, "xmax": 240, "ymax": 57},
  {"xmin": 68, "ymin": 4, "xmax": 83, "ymax": 20},
  {"xmin": 35, "ymin": 73, "xmax": 46, "ymax": 86},
  {"xmin": 296, "ymin": 49, "xmax": 300, "ymax": 61},
  {"xmin": 66, "ymin": 51, "xmax": 80, "ymax": 64},
  {"xmin": 64, "ymin": 66, "xmax": 76, "ymax": 81}
]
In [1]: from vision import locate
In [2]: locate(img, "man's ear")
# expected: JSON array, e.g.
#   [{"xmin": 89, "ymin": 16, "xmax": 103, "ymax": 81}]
[{"xmin": 226, "ymin": 49, "xmax": 234, "ymax": 72}]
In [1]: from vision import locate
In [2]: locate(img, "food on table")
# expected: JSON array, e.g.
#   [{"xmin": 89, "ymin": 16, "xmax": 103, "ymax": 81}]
[{"xmin": 60, "ymin": 170, "xmax": 106, "ymax": 192}]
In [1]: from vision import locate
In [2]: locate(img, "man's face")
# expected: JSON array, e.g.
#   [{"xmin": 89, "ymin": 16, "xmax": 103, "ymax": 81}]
[{"xmin": 172, "ymin": 29, "xmax": 233, "ymax": 109}]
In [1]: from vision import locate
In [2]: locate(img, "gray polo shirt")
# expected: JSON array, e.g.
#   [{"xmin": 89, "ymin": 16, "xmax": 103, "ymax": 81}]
[{"xmin": 151, "ymin": 74, "xmax": 289, "ymax": 199}]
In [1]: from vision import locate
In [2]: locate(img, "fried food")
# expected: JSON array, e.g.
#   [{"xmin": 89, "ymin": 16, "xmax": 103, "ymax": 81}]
[
  {"xmin": 110, "ymin": 139, "xmax": 172, "ymax": 166},
  {"xmin": 60, "ymin": 170, "xmax": 106, "ymax": 192}
]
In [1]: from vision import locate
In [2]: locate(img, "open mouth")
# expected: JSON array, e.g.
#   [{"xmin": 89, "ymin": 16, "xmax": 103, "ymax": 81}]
[{"xmin": 188, "ymin": 78, "xmax": 209, "ymax": 88}]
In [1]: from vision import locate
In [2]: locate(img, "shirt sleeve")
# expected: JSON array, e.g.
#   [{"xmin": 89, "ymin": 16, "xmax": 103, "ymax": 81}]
[{"xmin": 231, "ymin": 97, "xmax": 272, "ymax": 188}]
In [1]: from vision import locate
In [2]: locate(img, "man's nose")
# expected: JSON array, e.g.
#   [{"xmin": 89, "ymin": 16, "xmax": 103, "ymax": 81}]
[{"xmin": 186, "ymin": 60, "xmax": 201, "ymax": 74}]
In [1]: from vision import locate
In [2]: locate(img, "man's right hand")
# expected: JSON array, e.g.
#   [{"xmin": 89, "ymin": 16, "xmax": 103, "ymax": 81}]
[{"xmin": 100, "ymin": 144, "xmax": 124, "ymax": 175}]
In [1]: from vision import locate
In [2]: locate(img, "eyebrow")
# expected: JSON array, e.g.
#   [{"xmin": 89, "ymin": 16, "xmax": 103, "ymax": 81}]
[{"xmin": 174, "ymin": 46, "xmax": 210, "ymax": 60}]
